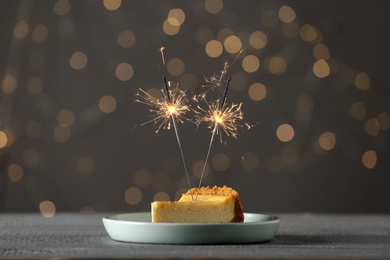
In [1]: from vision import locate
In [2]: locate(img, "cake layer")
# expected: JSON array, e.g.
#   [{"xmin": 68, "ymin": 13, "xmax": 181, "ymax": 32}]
[{"xmin": 151, "ymin": 186, "xmax": 244, "ymax": 223}]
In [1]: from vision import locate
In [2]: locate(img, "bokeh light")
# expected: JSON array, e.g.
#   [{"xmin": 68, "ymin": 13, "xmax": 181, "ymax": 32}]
[
  {"xmin": 224, "ymin": 35, "xmax": 242, "ymax": 54},
  {"xmin": 242, "ymin": 55, "xmax": 260, "ymax": 73},
  {"xmin": 167, "ymin": 58, "xmax": 185, "ymax": 76},
  {"xmin": 276, "ymin": 124, "xmax": 295, "ymax": 142},
  {"xmin": 212, "ymin": 153, "xmax": 230, "ymax": 172},
  {"xmin": 278, "ymin": 5, "xmax": 296, "ymax": 23},
  {"xmin": 318, "ymin": 132, "xmax": 336, "ymax": 151},
  {"xmin": 99, "ymin": 95, "xmax": 117, "ymax": 114},
  {"xmin": 103, "ymin": 0, "xmax": 121, "ymax": 11},
  {"xmin": 205, "ymin": 40, "xmax": 223, "ymax": 58},
  {"xmin": 362, "ymin": 150, "xmax": 377, "ymax": 169},
  {"xmin": 248, "ymin": 82, "xmax": 267, "ymax": 101},
  {"xmin": 115, "ymin": 63, "xmax": 134, "ymax": 81},
  {"xmin": 124, "ymin": 187, "xmax": 142, "ymax": 205},
  {"xmin": 205, "ymin": 0, "xmax": 223, "ymax": 14},
  {"xmin": 39, "ymin": 200, "xmax": 56, "ymax": 217},
  {"xmin": 69, "ymin": 51, "xmax": 87, "ymax": 70},
  {"xmin": 354, "ymin": 72, "xmax": 370, "ymax": 91}
]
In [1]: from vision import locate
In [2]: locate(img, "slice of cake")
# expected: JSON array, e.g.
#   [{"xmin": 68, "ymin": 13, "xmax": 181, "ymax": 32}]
[{"xmin": 151, "ymin": 186, "xmax": 244, "ymax": 223}]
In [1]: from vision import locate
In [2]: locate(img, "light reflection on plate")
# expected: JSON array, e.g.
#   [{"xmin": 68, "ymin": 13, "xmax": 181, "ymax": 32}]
[{"xmin": 103, "ymin": 212, "xmax": 280, "ymax": 244}]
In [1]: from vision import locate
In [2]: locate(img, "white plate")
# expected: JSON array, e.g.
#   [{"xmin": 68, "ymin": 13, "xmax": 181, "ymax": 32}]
[{"xmin": 103, "ymin": 212, "xmax": 280, "ymax": 244}]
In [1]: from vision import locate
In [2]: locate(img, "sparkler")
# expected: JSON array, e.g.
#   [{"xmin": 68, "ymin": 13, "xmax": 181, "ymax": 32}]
[
  {"xmin": 136, "ymin": 77, "xmax": 194, "ymax": 200},
  {"xmin": 138, "ymin": 47, "xmax": 248, "ymax": 201},
  {"xmin": 195, "ymin": 78, "xmax": 245, "ymax": 199}
]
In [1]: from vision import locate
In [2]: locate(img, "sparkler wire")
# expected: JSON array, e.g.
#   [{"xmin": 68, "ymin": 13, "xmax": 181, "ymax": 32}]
[
  {"xmin": 195, "ymin": 78, "xmax": 231, "ymax": 200},
  {"xmin": 163, "ymin": 77, "xmax": 194, "ymax": 201}
]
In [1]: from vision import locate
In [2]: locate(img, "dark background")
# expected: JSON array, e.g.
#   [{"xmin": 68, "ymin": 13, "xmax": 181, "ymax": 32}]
[{"xmin": 1, "ymin": 0, "xmax": 389, "ymax": 214}]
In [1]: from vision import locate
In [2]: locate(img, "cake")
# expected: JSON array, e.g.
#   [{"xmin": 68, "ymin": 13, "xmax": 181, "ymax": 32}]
[{"xmin": 151, "ymin": 186, "xmax": 244, "ymax": 223}]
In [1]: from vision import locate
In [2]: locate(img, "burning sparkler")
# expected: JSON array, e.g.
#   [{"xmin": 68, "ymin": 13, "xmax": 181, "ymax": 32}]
[
  {"xmin": 137, "ymin": 47, "xmax": 248, "ymax": 201},
  {"xmin": 195, "ymin": 78, "xmax": 246, "ymax": 199},
  {"xmin": 136, "ymin": 77, "xmax": 194, "ymax": 200}
]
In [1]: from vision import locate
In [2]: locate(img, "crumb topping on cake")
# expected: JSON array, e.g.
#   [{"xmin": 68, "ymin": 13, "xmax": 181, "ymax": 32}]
[{"xmin": 184, "ymin": 185, "xmax": 244, "ymax": 222}]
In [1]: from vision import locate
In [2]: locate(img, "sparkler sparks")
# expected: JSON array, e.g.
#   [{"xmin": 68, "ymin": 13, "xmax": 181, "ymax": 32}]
[
  {"xmin": 201, "ymin": 49, "xmax": 244, "ymax": 94},
  {"xmin": 135, "ymin": 80, "xmax": 191, "ymax": 133},
  {"xmin": 137, "ymin": 48, "xmax": 249, "ymax": 201}
]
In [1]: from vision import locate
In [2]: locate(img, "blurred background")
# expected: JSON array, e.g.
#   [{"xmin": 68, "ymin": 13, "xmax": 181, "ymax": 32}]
[{"xmin": 1, "ymin": 0, "xmax": 389, "ymax": 216}]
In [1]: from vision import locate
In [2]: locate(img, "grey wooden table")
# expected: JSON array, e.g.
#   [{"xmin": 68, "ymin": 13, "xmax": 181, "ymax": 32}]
[{"xmin": 0, "ymin": 213, "xmax": 389, "ymax": 259}]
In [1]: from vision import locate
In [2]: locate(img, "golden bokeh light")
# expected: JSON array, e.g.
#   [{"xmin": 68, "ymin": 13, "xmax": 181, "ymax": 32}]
[
  {"xmin": 205, "ymin": 0, "xmax": 223, "ymax": 14},
  {"xmin": 241, "ymin": 152, "xmax": 259, "ymax": 171},
  {"xmin": 76, "ymin": 157, "xmax": 96, "ymax": 176},
  {"xmin": 115, "ymin": 62, "xmax": 134, "ymax": 81},
  {"xmin": 69, "ymin": 51, "xmax": 87, "ymax": 70},
  {"xmin": 39, "ymin": 200, "xmax": 56, "ymax": 217},
  {"xmin": 313, "ymin": 59, "xmax": 330, "ymax": 78},
  {"xmin": 2, "ymin": 129, "xmax": 15, "ymax": 148},
  {"xmin": 362, "ymin": 150, "xmax": 377, "ymax": 169},
  {"xmin": 265, "ymin": 56, "xmax": 287, "ymax": 75},
  {"xmin": 354, "ymin": 72, "xmax": 370, "ymax": 91},
  {"xmin": 313, "ymin": 43, "xmax": 330, "ymax": 60},
  {"xmin": 242, "ymin": 55, "xmax": 260, "ymax": 73},
  {"xmin": 8, "ymin": 164, "xmax": 24, "ymax": 183},
  {"xmin": 13, "ymin": 20, "xmax": 29, "ymax": 38},
  {"xmin": 2, "ymin": 73, "xmax": 17, "ymax": 94},
  {"xmin": 365, "ymin": 118, "xmax": 380, "ymax": 136},
  {"xmin": 163, "ymin": 19, "xmax": 180, "ymax": 36},
  {"xmin": 53, "ymin": 0, "xmax": 70, "ymax": 15},
  {"xmin": 350, "ymin": 101, "xmax": 366, "ymax": 120},
  {"xmin": 249, "ymin": 31, "xmax": 267, "ymax": 49},
  {"xmin": 7, "ymin": 164, "xmax": 23, "ymax": 184},
  {"xmin": 54, "ymin": 125, "xmax": 71, "ymax": 142},
  {"xmin": 32, "ymin": 24, "xmax": 49, "ymax": 42},
  {"xmin": 134, "ymin": 168, "xmax": 153, "ymax": 187},
  {"xmin": 27, "ymin": 76, "xmax": 43, "ymax": 95},
  {"xmin": 117, "ymin": 30, "xmax": 136, "ymax": 49},
  {"xmin": 25, "ymin": 120, "xmax": 42, "ymax": 138},
  {"xmin": 103, "ymin": 0, "xmax": 121, "ymax": 11},
  {"xmin": 276, "ymin": 123, "xmax": 295, "ymax": 142},
  {"xmin": 278, "ymin": 5, "xmax": 296, "ymax": 23},
  {"xmin": 99, "ymin": 95, "xmax": 117, "ymax": 114},
  {"xmin": 248, "ymin": 82, "xmax": 267, "ymax": 101},
  {"xmin": 167, "ymin": 58, "xmax": 185, "ymax": 76},
  {"xmin": 205, "ymin": 40, "xmax": 223, "ymax": 58},
  {"xmin": 192, "ymin": 160, "xmax": 210, "ymax": 178},
  {"xmin": 58, "ymin": 109, "xmax": 75, "ymax": 127},
  {"xmin": 124, "ymin": 187, "xmax": 142, "ymax": 205},
  {"xmin": 297, "ymin": 94, "xmax": 314, "ymax": 113},
  {"xmin": 168, "ymin": 8, "xmax": 185, "ymax": 25},
  {"xmin": 262, "ymin": 10, "xmax": 279, "ymax": 28},
  {"xmin": 377, "ymin": 112, "xmax": 390, "ymax": 131},
  {"xmin": 153, "ymin": 191, "xmax": 170, "ymax": 201},
  {"xmin": 318, "ymin": 132, "xmax": 336, "ymax": 151},
  {"xmin": 223, "ymin": 35, "xmax": 242, "ymax": 54},
  {"xmin": 0, "ymin": 131, "xmax": 9, "ymax": 149},
  {"xmin": 300, "ymin": 24, "xmax": 318, "ymax": 43},
  {"xmin": 212, "ymin": 153, "xmax": 230, "ymax": 172}
]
